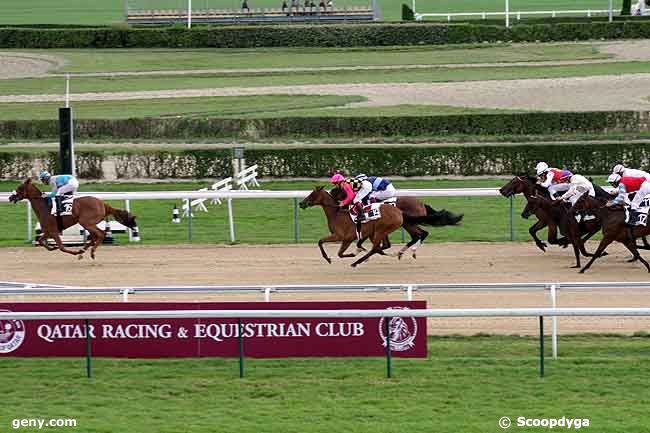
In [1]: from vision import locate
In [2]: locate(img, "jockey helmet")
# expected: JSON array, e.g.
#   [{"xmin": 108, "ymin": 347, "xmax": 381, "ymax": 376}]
[
  {"xmin": 607, "ymin": 173, "xmax": 621, "ymax": 185},
  {"xmin": 356, "ymin": 173, "xmax": 368, "ymax": 181},
  {"xmin": 38, "ymin": 170, "xmax": 51, "ymax": 181},
  {"xmin": 330, "ymin": 173, "xmax": 345, "ymax": 184},
  {"xmin": 559, "ymin": 169, "xmax": 573, "ymax": 180},
  {"xmin": 612, "ymin": 164, "xmax": 625, "ymax": 175},
  {"xmin": 535, "ymin": 162, "xmax": 549, "ymax": 176}
]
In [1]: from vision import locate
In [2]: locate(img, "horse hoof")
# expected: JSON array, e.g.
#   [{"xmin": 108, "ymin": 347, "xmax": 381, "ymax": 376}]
[
  {"xmin": 570, "ymin": 265, "xmax": 580, "ymax": 268},
  {"xmin": 351, "ymin": 263, "xmax": 357, "ymax": 268},
  {"xmin": 397, "ymin": 253, "xmax": 403, "ymax": 260},
  {"xmin": 77, "ymin": 255, "xmax": 83, "ymax": 261},
  {"xmin": 627, "ymin": 258, "xmax": 638, "ymax": 263},
  {"xmin": 579, "ymin": 269, "xmax": 586, "ymax": 274},
  {"xmin": 412, "ymin": 253, "xmax": 417, "ymax": 259},
  {"xmin": 601, "ymin": 252, "xmax": 609, "ymax": 257},
  {"xmin": 325, "ymin": 258, "xmax": 332, "ymax": 264}
]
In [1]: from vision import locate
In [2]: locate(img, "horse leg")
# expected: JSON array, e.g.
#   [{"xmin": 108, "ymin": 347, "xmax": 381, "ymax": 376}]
[
  {"xmin": 355, "ymin": 237, "xmax": 368, "ymax": 253},
  {"xmin": 397, "ymin": 224, "xmax": 425, "ymax": 259},
  {"xmin": 50, "ymin": 232, "xmax": 84, "ymax": 256},
  {"xmin": 622, "ymin": 239, "xmax": 650, "ymax": 272},
  {"xmin": 337, "ymin": 239, "xmax": 356, "ymax": 258},
  {"xmin": 351, "ymin": 236, "xmax": 383, "ymax": 267},
  {"xmin": 377, "ymin": 237, "xmax": 395, "ymax": 257},
  {"xmin": 85, "ymin": 224, "xmax": 104, "ymax": 260},
  {"xmin": 529, "ymin": 220, "xmax": 548, "ymax": 252},
  {"xmin": 579, "ymin": 236, "xmax": 614, "ymax": 274},
  {"xmin": 317, "ymin": 234, "xmax": 340, "ymax": 264}
]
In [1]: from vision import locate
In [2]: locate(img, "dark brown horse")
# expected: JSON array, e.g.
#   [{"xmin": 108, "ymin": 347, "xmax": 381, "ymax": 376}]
[
  {"xmin": 330, "ymin": 186, "xmax": 463, "ymax": 259},
  {"xmin": 299, "ymin": 186, "xmax": 403, "ymax": 267},
  {"xmin": 572, "ymin": 194, "xmax": 650, "ymax": 273},
  {"xmin": 499, "ymin": 175, "xmax": 563, "ymax": 251},
  {"xmin": 8, "ymin": 178, "xmax": 137, "ymax": 259}
]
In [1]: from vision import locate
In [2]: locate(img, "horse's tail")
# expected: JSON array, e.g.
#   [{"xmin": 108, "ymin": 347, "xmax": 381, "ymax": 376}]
[
  {"xmin": 104, "ymin": 204, "xmax": 138, "ymax": 229},
  {"xmin": 404, "ymin": 205, "xmax": 463, "ymax": 226}
]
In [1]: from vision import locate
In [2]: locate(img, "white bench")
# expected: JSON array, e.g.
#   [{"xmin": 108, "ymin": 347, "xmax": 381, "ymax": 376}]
[
  {"xmin": 182, "ymin": 188, "xmax": 209, "ymax": 217},
  {"xmin": 235, "ymin": 164, "xmax": 261, "ymax": 190},
  {"xmin": 211, "ymin": 177, "xmax": 233, "ymax": 205}
]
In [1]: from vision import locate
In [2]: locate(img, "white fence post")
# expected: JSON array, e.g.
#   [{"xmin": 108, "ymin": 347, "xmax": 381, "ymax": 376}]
[
  {"xmin": 26, "ymin": 201, "xmax": 32, "ymax": 242},
  {"xmin": 550, "ymin": 284, "xmax": 558, "ymax": 359}
]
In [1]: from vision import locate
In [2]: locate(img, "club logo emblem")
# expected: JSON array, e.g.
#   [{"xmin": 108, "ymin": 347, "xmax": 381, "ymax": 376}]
[
  {"xmin": 0, "ymin": 310, "xmax": 26, "ymax": 354},
  {"xmin": 378, "ymin": 307, "xmax": 417, "ymax": 352}
]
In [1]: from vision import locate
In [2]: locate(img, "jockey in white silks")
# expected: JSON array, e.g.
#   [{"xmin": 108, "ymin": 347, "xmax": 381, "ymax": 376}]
[
  {"xmin": 355, "ymin": 174, "xmax": 397, "ymax": 203},
  {"xmin": 611, "ymin": 163, "xmax": 650, "ymax": 182},
  {"xmin": 556, "ymin": 170, "xmax": 595, "ymax": 207}
]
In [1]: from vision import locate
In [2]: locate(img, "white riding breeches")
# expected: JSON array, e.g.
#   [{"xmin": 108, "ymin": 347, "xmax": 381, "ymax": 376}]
[
  {"xmin": 353, "ymin": 183, "xmax": 372, "ymax": 204},
  {"xmin": 630, "ymin": 182, "xmax": 650, "ymax": 210},
  {"xmin": 548, "ymin": 183, "xmax": 570, "ymax": 198},
  {"xmin": 567, "ymin": 188, "xmax": 594, "ymax": 206},
  {"xmin": 370, "ymin": 184, "xmax": 397, "ymax": 202},
  {"xmin": 55, "ymin": 178, "xmax": 79, "ymax": 196}
]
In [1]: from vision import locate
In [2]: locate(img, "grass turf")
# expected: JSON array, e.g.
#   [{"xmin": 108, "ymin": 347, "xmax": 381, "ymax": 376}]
[
  {"xmin": 0, "ymin": 179, "xmax": 558, "ymax": 247},
  {"xmin": 1, "ymin": 61, "xmax": 647, "ymax": 97},
  {"xmin": 16, "ymin": 44, "xmax": 608, "ymax": 73},
  {"xmin": 0, "ymin": 335, "xmax": 648, "ymax": 433}
]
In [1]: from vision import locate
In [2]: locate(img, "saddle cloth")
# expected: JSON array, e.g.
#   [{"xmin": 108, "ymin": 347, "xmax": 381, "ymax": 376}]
[
  {"xmin": 350, "ymin": 203, "xmax": 383, "ymax": 224},
  {"xmin": 625, "ymin": 206, "xmax": 650, "ymax": 227},
  {"xmin": 50, "ymin": 196, "xmax": 74, "ymax": 216}
]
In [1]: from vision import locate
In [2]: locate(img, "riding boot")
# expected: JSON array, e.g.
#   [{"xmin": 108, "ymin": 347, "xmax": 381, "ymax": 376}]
[{"xmin": 55, "ymin": 196, "xmax": 64, "ymax": 234}]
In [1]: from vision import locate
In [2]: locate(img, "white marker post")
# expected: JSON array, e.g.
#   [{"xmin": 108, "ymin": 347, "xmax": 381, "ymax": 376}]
[
  {"xmin": 188, "ymin": 0, "xmax": 192, "ymax": 28},
  {"xmin": 505, "ymin": 0, "xmax": 510, "ymax": 28}
]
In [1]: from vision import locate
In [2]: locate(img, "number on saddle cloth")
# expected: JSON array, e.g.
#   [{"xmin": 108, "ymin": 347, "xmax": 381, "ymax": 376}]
[
  {"xmin": 50, "ymin": 196, "xmax": 74, "ymax": 216},
  {"xmin": 626, "ymin": 207, "xmax": 650, "ymax": 227}
]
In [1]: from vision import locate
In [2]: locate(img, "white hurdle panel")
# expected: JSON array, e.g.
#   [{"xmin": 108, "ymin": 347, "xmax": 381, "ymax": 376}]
[
  {"xmin": 210, "ymin": 177, "xmax": 233, "ymax": 205},
  {"xmin": 182, "ymin": 188, "xmax": 210, "ymax": 217},
  {"xmin": 235, "ymin": 165, "xmax": 261, "ymax": 190}
]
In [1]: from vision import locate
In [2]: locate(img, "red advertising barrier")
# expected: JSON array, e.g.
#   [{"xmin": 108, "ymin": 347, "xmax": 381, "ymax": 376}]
[{"xmin": 0, "ymin": 302, "xmax": 427, "ymax": 358}]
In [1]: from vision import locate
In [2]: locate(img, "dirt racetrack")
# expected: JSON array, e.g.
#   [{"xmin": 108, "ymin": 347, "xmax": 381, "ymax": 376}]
[{"xmin": 3, "ymin": 242, "xmax": 650, "ymax": 336}]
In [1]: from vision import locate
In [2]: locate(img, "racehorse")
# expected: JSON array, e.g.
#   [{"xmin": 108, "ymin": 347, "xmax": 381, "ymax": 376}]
[
  {"xmin": 299, "ymin": 186, "xmax": 403, "ymax": 267},
  {"xmin": 572, "ymin": 194, "xmax": 650, "ymax": 273},
  {"xmin": 330, "ymin": 185, "xmax": 463, "ymax": 259},
  {"xmin": 499, "ymin": 175, "xmax": 565, "ymax": 251},
  {"xmin": 8, "ymin": 178, "xmax": 137, "ymax": 259}
]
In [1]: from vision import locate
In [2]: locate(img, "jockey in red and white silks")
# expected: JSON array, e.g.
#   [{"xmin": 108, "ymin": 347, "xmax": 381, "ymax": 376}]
[
  {"xmin": 536, "ymin": 161, "xmax": 569, "ymax": 198},
  {"xmin": 611, "ymin": 163, "xmax": 650, "ymax": 182},
  {"xmin": 608, "ymin": 173, "xmax": 650, "ymax": 210}
]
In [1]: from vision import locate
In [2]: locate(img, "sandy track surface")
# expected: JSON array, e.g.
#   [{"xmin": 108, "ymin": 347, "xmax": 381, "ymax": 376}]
[
  {"xmin": 3, "ymin": 74, "xmax": 650, "ymax": 111},
  {"xmin": 2, "ymin": 41, "xmax": 650, "ymax": 111},
  {"xmin": 3, "ymin": 242, "xmax": 650, "ymax": 335}
]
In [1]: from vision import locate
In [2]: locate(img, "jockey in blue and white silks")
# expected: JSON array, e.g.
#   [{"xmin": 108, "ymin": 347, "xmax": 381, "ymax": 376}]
[
  {"xmin": 39, "ymin": 170, "xmax": 79, "ymax": 198},
  {"xmin": 356, "ymin": 174, "xmax": 397, "ymax": 202}
]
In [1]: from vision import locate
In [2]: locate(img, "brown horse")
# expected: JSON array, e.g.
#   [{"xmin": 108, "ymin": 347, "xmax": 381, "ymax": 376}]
[
  {"xmin": 499, "ymin": 175, "xmax": 564, "ymax": 251},
  {"xmin": 8, "ymin": 178, "xmax": 137, "ymax": 259},
  {"xmin": 330, "ymin": 186, "xmax": 463, "ymax": 259},
  {"xmin": 572, "ymin": 194, "xmax": 650, "ymax": 273},
  {"xmin": 299, "ymin": 186, "xmax": 403, "ymax": 267}
]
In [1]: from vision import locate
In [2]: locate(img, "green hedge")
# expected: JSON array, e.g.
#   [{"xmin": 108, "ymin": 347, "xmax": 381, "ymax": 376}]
[
  {"xmin": 4, "ymin": 143, "xmax": 650, "ymax": 180},
  {"xmin": 2, "ymin": 20, "xmax": 650, "ymax": 48},
  {"xmin": 1, "ymin": 112, "xmax": 648, "ymax": 140}
]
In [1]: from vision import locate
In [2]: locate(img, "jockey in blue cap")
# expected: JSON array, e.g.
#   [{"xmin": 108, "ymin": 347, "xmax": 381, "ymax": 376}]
[{"xmin": 39, "ymin": 170, "xmax": 79, "ymax": 214}]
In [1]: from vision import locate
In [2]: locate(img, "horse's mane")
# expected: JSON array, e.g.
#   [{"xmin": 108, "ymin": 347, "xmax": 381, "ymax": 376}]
[
  {"xmin": 514, "ymin": 173, "xmax": 550, "ymax": 198},
  {"xmin": 589, "ymin": 178, "xmax": 615, "ymax": 202}
]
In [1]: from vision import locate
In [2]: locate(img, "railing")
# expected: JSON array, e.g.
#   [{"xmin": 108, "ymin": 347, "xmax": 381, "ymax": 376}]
[
  {"xmin": 415, "ymin": 9, "xmax": 611, "ymax": 22},
  {"xmin": 5, "ymin": 280, "xmax": 650, "ymax": 363},
  {"xmin": 1, "ymin": 307, "xmax": 648, "ymax": 379},
  {"xmin": 0, "ymin": 188, "xmax": 511, "ymax": 244}
]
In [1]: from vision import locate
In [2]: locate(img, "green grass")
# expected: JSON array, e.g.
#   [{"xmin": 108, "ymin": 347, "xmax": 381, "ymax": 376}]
[
  {"xmin": 271, "ymin": 104, "xmax": 524, "ymax": 117},
  {"xmin": 2, "ymin": 61, "xmax": 646, "ymax": 97},
  {"xmin": 15, "ymin": 44, "xmax": 608, "ymax": 73},
  {"xmin": 1, "ymin": 179, "xmax": 546, "ymax": 246},
  {"xmin": 0, "ymin": 95, "xmax": 367, "ymax": 120},
  {"xmin": 0, "ymin": 0, "xmax": 625, "ymax": 24},
  {"xmin": 0, "ymin": 335, "xmax": 648, "ymax": 433}
]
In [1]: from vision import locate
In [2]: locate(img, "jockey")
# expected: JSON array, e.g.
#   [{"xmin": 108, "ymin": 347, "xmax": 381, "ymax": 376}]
[
  {"xmin": 330, "ymin": 173, "xmax": 355, "ymax": 208},
  {"xmin": 608, "ymin": 173, "xmax": 650, "ymax": 211},
  {"xmin": 611, "ymin": 163, "xmax": 650, "ymax": 182},
  {"xmin": 356, "ymin": 174, "xmax": 397, "ymax": 203},
  {"xmin": 39, "ymin": 170, "xmax": 79, "ymax": 213},
  {"xmin": 535, "ymin": 161, "xmax": 569, "ymax": 198},
  {"xmin": 556, "ymin": 170, "xmax": 595, "ymax": 206}
]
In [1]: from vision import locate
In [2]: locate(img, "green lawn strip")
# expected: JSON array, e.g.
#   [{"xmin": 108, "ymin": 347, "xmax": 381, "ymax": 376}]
[
  {"xmin": 266, "ymin": 104, "xmax": 525, "ymax": 117},
  {"xmin": 0, "ymin": 335, "xmax": 647, "ymax": 433},
  {"xmin": 1, "ymin": 179, "xmax": 556, "ymax": 246},
  {"xmin": 1, "ymin": 61, "xmax": 647, "ymax": 97},
  {"xmin": 15, "ymin": 44, "xmax": 608, "ymax": 73},
  {"xmin": 0, "ymin": 95, "xmax": 365, "ymax": 120}
]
